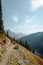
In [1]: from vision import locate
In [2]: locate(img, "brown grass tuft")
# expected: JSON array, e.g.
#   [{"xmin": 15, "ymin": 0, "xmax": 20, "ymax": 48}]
[{"xmin": 0, "ymin": 34, "xmax": 10, "ymax": 43}]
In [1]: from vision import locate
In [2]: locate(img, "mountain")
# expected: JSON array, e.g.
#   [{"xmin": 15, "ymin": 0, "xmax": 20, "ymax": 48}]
[
  {"xmin": 17, "ymin": 33, "xmax": 25, "ymax": 39},
  {"xmin": 21, "ymin": 32, "xmax": 43, "ymax": 57},
  {"xmin": 5, "ymin": 30, "xmax": 25, "ymax": 39}
]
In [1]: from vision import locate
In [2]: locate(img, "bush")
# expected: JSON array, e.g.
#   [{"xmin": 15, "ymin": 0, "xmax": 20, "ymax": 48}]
[{"xmin": 14, "ymin": 45, "xmax": 19, "ymax": 49}]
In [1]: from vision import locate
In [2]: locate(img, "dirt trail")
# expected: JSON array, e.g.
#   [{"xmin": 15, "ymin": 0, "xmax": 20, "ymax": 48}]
[{"xmin": 0, "ymin": 44, "xmax": 14, "ymax": 65}]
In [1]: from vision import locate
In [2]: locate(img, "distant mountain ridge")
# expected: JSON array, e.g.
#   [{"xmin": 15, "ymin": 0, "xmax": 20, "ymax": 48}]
[
  {"xmin": 21, "ymin": 32, "xmax": 43, "ymax": 56},
  {"xmin": 5, "ymin": 30, "xmax": 25, "ymax": 39}
]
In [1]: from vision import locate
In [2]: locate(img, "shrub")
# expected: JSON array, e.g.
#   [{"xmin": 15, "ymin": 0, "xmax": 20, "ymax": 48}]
[{"xmin": 14, "ymin": 45, "xmax": 19, "ymax": 49}]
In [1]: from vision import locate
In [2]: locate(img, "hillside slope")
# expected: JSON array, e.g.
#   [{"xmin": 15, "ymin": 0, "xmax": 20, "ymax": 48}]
[{"xmin": 0, "ymin": 35, "xmax": 43, "ymax": 65}]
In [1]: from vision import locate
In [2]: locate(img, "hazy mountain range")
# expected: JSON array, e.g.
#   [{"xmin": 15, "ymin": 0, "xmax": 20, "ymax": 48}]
[{"xmin": 5, "ymin": 30, "xmax": 25, "ymax": 39}]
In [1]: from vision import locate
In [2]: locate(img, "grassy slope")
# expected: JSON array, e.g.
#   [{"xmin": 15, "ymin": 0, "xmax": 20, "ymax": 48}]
[
  {"xmin": 0, "ymin": 35, "xmax": 43, "ymax": 65},
  {"xmin": 33, "ymin": 53, "xmax": 43, "ymax": 65},
  {"xmin": 18, "ymin": 44, "xmax": 43, "ymax": 65}
]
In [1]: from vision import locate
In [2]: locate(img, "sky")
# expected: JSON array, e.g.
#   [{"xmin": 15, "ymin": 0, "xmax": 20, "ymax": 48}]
[{"xmin": 2, "ymin": 0, "xmax": 43, "ymax": 34}]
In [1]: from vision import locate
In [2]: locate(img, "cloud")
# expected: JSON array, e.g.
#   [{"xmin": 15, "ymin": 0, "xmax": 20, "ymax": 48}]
[
  {"xmin": 12, "ymin": 24, "xmax": 37, "ymax": 34},
  {"xmin": 24, "ymin": 16, "xmax": 32, "ymax": 25},
  {"xmin": 30, "ymin": 0, "xmax": 43, "ymax": 11},
  {"xmin": 12, "ymin": 16, "xmax": 18, "ymax": 23},
  {"xmin": 24, "ymin": 19, "xmax": 32, "ymax": 24}
]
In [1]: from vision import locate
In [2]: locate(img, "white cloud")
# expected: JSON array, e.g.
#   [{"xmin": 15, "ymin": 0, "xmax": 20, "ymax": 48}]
[
  {"xmin": 24, "ymin": 16, "xmax": 32, "ymax": 25},
  {"xmin": 30, "ymin": 0, "xmax": 43, "ymax": 11},
  {"xmin": 24, "ymin": 19, "xmax": 32, "ymax": 24},
  {"xmin": 12, "ymin": 16, "xmax": 18, "ymax": 23}
]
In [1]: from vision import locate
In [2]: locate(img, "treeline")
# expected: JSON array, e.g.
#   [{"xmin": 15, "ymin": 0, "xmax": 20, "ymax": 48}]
[{"xmin": 16, "ymin": 39, "xmax": 35, "ymax": 53}]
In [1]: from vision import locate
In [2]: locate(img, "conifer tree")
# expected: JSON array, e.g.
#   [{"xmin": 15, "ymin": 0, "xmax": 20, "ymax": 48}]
[{"xmin": 0, "ymin": 0, "xmax": 4, "ymax": 34}]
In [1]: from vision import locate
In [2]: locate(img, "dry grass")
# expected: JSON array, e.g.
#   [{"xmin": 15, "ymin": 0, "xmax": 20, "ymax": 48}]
[
  {"xmin": 33, "ymin": 54, "xmax": 43, "ymax": 65},
  {"xmin": 7, "ymin": 53, "xmax": 18, "ymax": 65},
  {"xmin": 18, "ymin": 44, "xmax": 43, "ymax": 65},
  {"xmin": 25, "ymin": 48, "xmax": 43, "ymax": 65},
  {"xmin": 0, "ymin": 34, "xmax": 10, "ymax": 43}
]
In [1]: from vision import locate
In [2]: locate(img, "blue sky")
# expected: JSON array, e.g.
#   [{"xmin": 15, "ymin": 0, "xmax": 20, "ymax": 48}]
[{"xmin": 2, "ymin": 0, "xmax": 43, "ymax": 34}]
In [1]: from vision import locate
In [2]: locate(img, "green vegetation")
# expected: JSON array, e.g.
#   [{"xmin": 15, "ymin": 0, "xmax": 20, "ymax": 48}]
[{"xmin": 14, "ymin": 45, "xmax": 19, "ymax": 49}]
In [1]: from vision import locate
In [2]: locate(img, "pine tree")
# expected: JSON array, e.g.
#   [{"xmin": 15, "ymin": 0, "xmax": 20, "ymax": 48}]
[
  {"xmin": 19, "ymin": 39, "xmax": 22, "ymax": 45},
  {"xmin": 25, "ymin": 41, "xmax": 27, "ymax": 48},
  {"xmin": 0, "ymin": 0, "xmax": 4, "ymax": 34}
]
